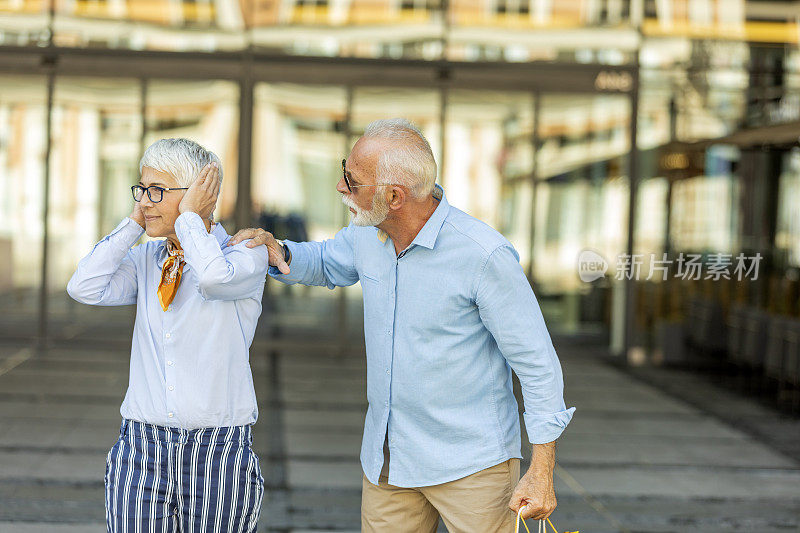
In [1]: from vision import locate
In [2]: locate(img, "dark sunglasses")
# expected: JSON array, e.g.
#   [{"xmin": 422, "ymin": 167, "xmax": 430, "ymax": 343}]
[{"xmin": 341, "ymin": 159, "xmax": 401, "ymax": 193}]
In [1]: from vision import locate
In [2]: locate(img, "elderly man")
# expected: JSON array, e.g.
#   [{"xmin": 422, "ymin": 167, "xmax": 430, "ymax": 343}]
[
  {"xmin": 67, "ymin": 138, "xmax": 268, "ymax": 533},
  {"xmin": 231, "ymin": 119, "xmax": 574, "ymax": 532}
]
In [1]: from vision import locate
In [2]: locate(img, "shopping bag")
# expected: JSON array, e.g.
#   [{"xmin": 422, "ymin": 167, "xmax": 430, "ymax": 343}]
[{"xmin": 514, "ymin": 505, "xmax": 579, "ymax": 533}]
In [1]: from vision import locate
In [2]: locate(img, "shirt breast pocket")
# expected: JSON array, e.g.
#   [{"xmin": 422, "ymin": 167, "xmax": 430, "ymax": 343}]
[
  {"xmin": 360, "ymin": 271, "xmax": 381, "ymax": 284},
  {"xmin": 359, "ymin": 270, "xmax": 383, "ymax": 325}
]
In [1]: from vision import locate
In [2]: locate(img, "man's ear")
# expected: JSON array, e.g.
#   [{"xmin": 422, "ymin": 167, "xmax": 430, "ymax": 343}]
[{"xmin": 388, "ymin": 186, "xmax": 405, "ymax": 211}]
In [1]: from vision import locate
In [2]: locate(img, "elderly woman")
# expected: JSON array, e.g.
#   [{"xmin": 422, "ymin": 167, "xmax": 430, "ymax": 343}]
[{"xmin": 67, "ymin": 138, "xmax": 268, "ymax": 533}]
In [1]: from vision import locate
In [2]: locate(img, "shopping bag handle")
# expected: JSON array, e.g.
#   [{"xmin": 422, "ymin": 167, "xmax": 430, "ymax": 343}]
[{"xmin": 515, "ymin": 505, "xmax": 576, "ymax": 533}]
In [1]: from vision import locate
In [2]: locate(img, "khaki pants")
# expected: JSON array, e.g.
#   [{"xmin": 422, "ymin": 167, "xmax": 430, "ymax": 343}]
[{"xmin": 361, "ymin": 459, "xmax": 520, "ymax": 533}]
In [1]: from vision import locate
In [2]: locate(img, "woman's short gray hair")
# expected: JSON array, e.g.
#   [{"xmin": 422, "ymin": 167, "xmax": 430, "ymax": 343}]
[
  {"xmin": 363, "ymin": 118, "xmax": 437, "ymax": 199},
  {"xmin": 139, "ymin": 138, "xmax": 222, "ymax": 188}
]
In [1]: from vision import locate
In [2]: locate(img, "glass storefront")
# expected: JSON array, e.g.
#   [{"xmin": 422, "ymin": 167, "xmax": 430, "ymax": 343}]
[
  {"xmin": 0, "ymin": 75, "xmax": 46, "ymax": 338},
  {"xmin": 6, "ymin": 0, "xmax": 800, "ymax": 351}
]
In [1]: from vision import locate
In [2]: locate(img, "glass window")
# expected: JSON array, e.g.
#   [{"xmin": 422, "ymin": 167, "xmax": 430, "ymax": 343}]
[
  {"xmin": 145, "ymin": 80, "xmax": 240, "ymax": 224},
  {"xmin": 253, "ymin": 83, "xmax": 349, "ymax": 240},
  {"xmin": 445, "ymin": 90, "xmax": 533, "ymax": 231},
  {"xmin": 0, "ymin": 75, "xmax": 47, "ymax": 331},
  {"xmin": 46, "ymin": 78, "xmax": 142, "ymax": 336}
]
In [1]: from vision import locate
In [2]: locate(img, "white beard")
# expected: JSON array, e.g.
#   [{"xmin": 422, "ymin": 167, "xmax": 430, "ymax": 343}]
[{"xmin": 342, "ymin": 193, "xmax": 389, "ymax": 227}]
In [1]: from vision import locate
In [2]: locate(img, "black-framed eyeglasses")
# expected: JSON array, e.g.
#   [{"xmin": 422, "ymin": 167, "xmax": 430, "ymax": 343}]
[
  {"xmin": 341, "ymin": 159, "xmax": 401, "ymax": 193},
  {"xmin": 131, "ymin": 185, "xmax": 189, "ymax": 203}
]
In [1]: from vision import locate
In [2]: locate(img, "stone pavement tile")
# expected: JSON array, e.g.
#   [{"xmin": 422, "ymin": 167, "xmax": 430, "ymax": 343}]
[
  {"xmin": 565, "ymin": 413, "xmax": 744, "ymax": 439},
  {"xmin": 0, "ymin": 450, "xmax": 103, "ymax": 483},
  {"xmin": 0, "ymin": 418, "xmax": 118, "ymax": 451},
  {"xmin": 657, "ymin": 375, "xmax": 777, "ymax": 419},
  {"xmin": 31, "ymin": 348, "xmax": 129, "ymax": 363},
  {"xmin": 280, "ymin": 368, "xmax": 364, "ymax": 382},
  {"xmin": 287, "ymin": 461, "xmax": 364, "ymax": 490},
  {"xmin": 562, "ymin": 363, "xmax": 655, "ymax": 380},
  {"xmin": 627, "ymin": 365, "xmax": 800, "ymax": 464},
  {"xmin": 0, "ymin": 523, "xmax": 104, "ymax": 532},
  {"xmin": 0, "ymin": 401, "xmax": 121, "ymax": 422},
  {"xmin": 281, "ymin": 368, "xmax": 367, "ymax": 384},
  {"xmin": 280, "ymin": 399, "xmax": 367, "ymax": 412},
  {"xmin": 280, "ymin": 387, "xmax": 367, "ymax": 405},
  {"xmin": 567, "ymin": 387, "xmax": 696, "ymax": 415},
  {"xmin": 289, "ymin": 530, "xmax": 359, "ymax": 532},
  {"xmin": 282, "ymin": 409, "xmax": 366, "ymax": 431},
  {"xmin": 12, "ymin": 356, "xmax": 127, "ymax": 373},
  {"xmin": 281, "ymin": 371, "xmax": 366, "ymax": 385},
  {"xmin": 59, "ymin": 422, "xmax": 119, "ymax": 451},
  {"xmin": 0, "ymin": 482, "xmax": 105, "ymax": 523},
  {"xmin": 597, "ymin": 495, "xmax": 800, "ymax": 532},
  {"xmin": 12, "ymin": 364, "xmax": 128, "ymax": 381},
  {"xmin": 0, "ymin": 373, "xmax": 126, "ymax": 397},
  {"xmin": 284, "ymin": 430, "xmax": 361, "ymax": 458},
  {"xmin": 260, "ymin": 488, "xmax": 363, "ymax": 531},
  {"xmin": 0, "ymin": 419, "xmax": 77, "ymax": 448},
  {"xmin": 556, "ymin": 433, "xmax": 797, "ymax": 468},
  {"xmin": 561, "ymin": 465, "xmax": 800, "ymax": 499},
  {"xmin": 277, "ymin": 347, "xmax": 364, "ymax": 358},
  {"xmin": 280, "ymin": 359, "xmax": 366, "ymax": 374}
]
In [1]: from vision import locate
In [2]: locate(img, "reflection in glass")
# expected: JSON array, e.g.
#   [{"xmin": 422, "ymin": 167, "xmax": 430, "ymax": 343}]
[
  {"xmin": 0, "ymin": 75, "xmax": 47, "ymax": 331},
  {"xmin": 445, "ymin": 90, "xmax": 532, "ymax": 232},
  {"xmin": 48, "ymin": 78, "xmax": 141, "ymax": 298},
  {"xmin": 145, "ymin": 80, "xmax": 240, "ymax": 224},
  {"xmin": 670, "ymin": 175, "xmax": 739, "ymax": 254},
  {"xmin": 253, "ymin": 83, "xmax": 348, "ymax": 240},
  {"xmin": 777, "ymin": 149, "xmax": 800, "ymax": 267}
]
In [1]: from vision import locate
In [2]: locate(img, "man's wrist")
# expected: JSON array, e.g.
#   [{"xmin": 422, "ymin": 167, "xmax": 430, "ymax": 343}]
[{"xmin": 276, "ymin": 240, "xmax": 292, "ymax": 265}]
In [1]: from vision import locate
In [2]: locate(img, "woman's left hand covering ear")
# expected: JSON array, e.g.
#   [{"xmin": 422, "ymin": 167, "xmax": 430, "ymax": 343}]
[{"xmin": 179, "ymin": 163, "xmax": 220, "ymax": 219}]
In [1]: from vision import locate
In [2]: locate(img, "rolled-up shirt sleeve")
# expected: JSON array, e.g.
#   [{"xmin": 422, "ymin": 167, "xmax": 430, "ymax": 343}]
[
  {"xmin": 175, "ymin": 212, "xmax": 268, "ymax": 301},
  {"xmin": 67, "ymin": 217, "xmax": 144, "ymax": 306},
  {"xmin": 475, "ymin": 244, "xmax": 575, "ymax": 444},
  {"xmin": 268, "ymin": 224, "xmax": 359, "ymax": 289}
]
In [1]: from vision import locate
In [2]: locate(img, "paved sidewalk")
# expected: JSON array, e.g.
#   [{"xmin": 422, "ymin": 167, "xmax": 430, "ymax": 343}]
[{"xmin": 0, "ymin": 293, "xmax": 799, "ymax": 532}]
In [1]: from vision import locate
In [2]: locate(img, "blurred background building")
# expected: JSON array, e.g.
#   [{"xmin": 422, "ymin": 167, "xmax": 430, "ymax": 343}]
[
  {"xmin": 2, "ymin": 1, "xmax": 800, "ymax": 530},
  {"xmin": 4, "ymin": 0, "xmax": 800, "ymax": 374}
]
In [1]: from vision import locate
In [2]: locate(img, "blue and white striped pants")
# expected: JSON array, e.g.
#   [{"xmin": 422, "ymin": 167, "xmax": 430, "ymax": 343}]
[{"xmin": 105, "ymin": 419, "xmax": 264, "ymax": 533}]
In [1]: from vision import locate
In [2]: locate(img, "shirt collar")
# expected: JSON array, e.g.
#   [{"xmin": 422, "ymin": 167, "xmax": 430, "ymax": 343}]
[
  {"xmin": 410, "ymin": 184, "xmax": 448, "ymax": 250},
  {"xmin": 156, "ymin": 221, "xmax": 230, "ymax": 267},
  {"xmin": 377, "ymin": 185, "xmax": 448, "ymax": 248}
]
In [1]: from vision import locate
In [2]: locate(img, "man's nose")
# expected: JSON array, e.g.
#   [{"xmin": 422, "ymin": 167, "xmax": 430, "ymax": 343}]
[{"xmin": 336, "ymin": 177, "xmax": 349, "ymax": 195}]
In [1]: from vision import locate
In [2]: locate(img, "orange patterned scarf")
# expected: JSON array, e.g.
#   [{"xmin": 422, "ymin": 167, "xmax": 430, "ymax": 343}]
[{"xmin": 157, "ymin": 242, "xmax": 185, "ymax": 312}]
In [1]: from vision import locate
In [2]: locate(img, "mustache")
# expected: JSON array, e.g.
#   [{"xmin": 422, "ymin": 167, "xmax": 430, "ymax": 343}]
[{"xmin": 341, "ymin": 195, "xmax": 358, "ymax": 211}]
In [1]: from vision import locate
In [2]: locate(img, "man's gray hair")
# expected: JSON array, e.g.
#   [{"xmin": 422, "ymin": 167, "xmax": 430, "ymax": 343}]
[
  {"xmin": 363, "ymin": 118, "xmax": 437, "ymax": 199},
  {"xmin": 139, "ymin": 138, "xmax": 222, "ymax": 188}
]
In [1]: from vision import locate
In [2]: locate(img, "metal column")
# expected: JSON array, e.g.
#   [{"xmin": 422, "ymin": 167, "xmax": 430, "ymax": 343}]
[
  {"xmin": 527, "ymin": 90, "xmax": 541, "ymax": 284},
  {"xmin": 234, "ymin": 74, "xmax": 254, "ymax": 231},
  {"xmin": 36, "ymin": 0, "xmax": 57, "ymax": 349},
  {"xmin": 338, "ymin": 86, "xmax": 354, "ymax": 353},
  {"xmin": 621, "ymin": 59, "xmax": 641, "ymax": 359},
  {"xmin": 139, "ymin": 78, "xmax": 148, "ymax": 156}
]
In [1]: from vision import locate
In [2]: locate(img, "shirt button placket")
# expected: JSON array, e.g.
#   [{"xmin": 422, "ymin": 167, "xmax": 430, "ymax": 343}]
[{"xmin": 164, "ymin": 323, "xmax": 174, "ymax": 421}]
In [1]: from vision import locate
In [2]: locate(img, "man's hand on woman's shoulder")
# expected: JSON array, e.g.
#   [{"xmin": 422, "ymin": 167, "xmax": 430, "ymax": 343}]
[{"xmin": 228, "ymin": 228, "xmax": 290, "ymax": 274}]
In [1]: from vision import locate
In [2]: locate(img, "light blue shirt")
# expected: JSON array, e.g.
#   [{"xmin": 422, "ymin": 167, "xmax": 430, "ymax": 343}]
[
  {"xmin": 67, "ymin": 212, "xmax": 269, "ymax": 429},
  {"xmin": 270, "ymin": 186, "xmax": 575, "ymax": 487}
]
